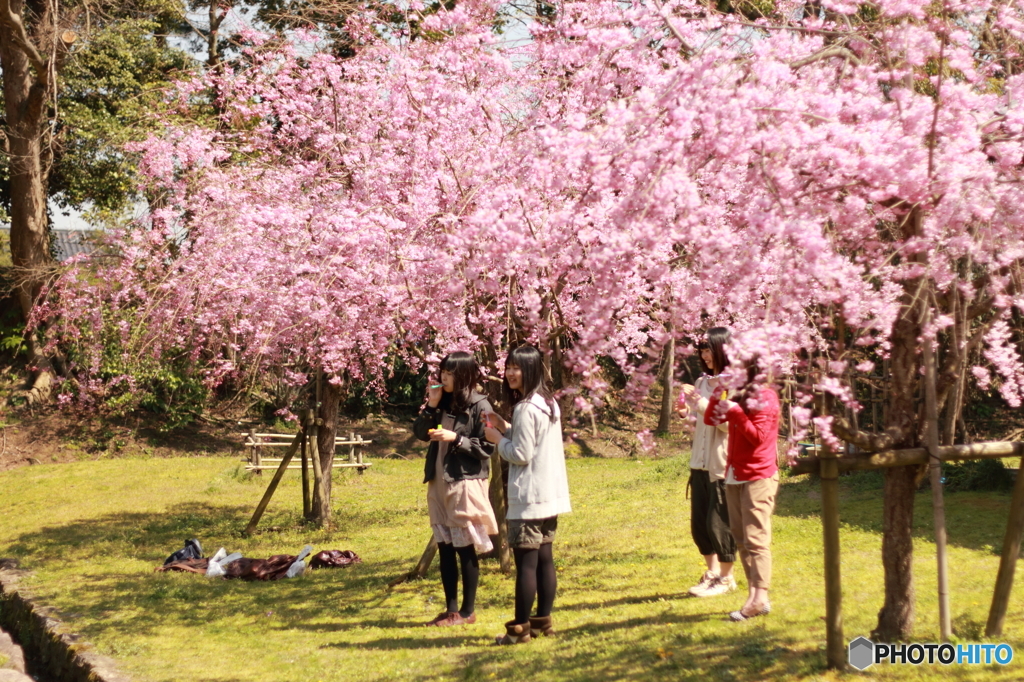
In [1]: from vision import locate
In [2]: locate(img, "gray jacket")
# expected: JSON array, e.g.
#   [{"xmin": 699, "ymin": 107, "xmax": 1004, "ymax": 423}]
[{"xmin": 498, "ymin": 393, "xmax": 572, "ymax": 520}]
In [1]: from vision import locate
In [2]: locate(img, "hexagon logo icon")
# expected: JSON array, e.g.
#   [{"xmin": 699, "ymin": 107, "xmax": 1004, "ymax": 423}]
[{"xmin": 849, "ymin": 636, "xmax": 875, "ymax": 671}]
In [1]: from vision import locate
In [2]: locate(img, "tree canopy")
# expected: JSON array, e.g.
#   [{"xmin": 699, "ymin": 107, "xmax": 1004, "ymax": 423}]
[{"xmin": 36, "ymin": 0, "xmax": 1024, "ymax": 638}]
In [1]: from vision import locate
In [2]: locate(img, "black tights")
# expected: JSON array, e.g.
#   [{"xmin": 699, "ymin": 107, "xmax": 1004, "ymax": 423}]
[
  {"xmin": 513, "ymin": 543, "xmax": 557, "ymax": 623},
  {"xmin": 437, "ymin": 542, "xmax": 479, "ymax": 617}
]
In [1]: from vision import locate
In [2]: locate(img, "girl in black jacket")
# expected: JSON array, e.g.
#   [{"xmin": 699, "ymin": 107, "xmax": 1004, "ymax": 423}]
[{"xmin": 413, "ymin": 351, "xmax": 498, "ymax": 627}]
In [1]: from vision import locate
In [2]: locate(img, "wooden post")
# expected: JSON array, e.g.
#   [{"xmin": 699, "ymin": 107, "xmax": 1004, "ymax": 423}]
[
  {"xmin": 300, "ymin": 417, "xmax": 311, "ymax": 518},
  {"xmin": 820, "ymin": 443, "xmax": 845, "ymax": 670},
  {"xmin": 489, "ymin": 453, "xmax": 512, "ymax": 573},
  {"xmin": 986, "ymin": 447, "xmax": 1024, "ymax": 637},
  {"xmin": 924, "ymin": 317, "xmax": 952, "ymax": 641},
  {"xmin": 310, "ymin": 415, "xmax": 328, "ymax": 524},
  {"xmin": 349, "ymin": 430, "xmax": 356, "ymax": 464},
  {"xmin": 413, "ymin": 536, "xmax": 438, "ymax": 578},
  {"xmin": 790, "ymin": 441, "xmax": 1024, "ymax": 475},
  {"xmin": 356, "ymin": 434, "xmax": 365, "ymax": 475},
  {"xmin": 249, "ymin": 427, "xmax": 262, "ymax": 476},
  {"xmin": 244, "ymin": 431, "xmax": 303, "ymax": 535}
]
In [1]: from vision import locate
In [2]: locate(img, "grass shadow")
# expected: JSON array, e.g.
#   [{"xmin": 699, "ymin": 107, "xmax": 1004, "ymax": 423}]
[
  {"xmin": 776, "ymin": 471, "xmax": 1014, "ymax": 555},
  {"xmin": 558, "ymin": 592, "xmax": 698, "ymax": 611},
  {"xmin": 2, "ymin": 504, "xmax": 420, "ymax": 642}
]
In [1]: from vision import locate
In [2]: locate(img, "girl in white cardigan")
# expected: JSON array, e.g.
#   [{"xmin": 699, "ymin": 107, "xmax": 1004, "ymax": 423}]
[
  {"xmin": 484, "ymin": 345, "xmax": 571, "ymax": 645},
  {"xmin": 677, "ymin": 327, "xmax": 736, "ymax": 597}
]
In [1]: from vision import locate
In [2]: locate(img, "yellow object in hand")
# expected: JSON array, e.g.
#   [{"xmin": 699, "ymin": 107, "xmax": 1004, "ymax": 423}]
[
  {"xmin": 720, "ymin": 391, "xmax": 727, "ymax": 400},
  {"xmin": 437, "ymin": 424, "xmax": 443, "ymax": 431}
]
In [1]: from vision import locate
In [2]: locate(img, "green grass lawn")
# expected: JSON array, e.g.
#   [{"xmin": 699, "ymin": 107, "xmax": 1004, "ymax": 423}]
[{"xmin": 1, "ymin": 455, "xmax": 1022, "ymax": 681}]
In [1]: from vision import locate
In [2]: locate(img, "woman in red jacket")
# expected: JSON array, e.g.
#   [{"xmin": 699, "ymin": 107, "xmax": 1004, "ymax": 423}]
[{"xmin": 704, "ymin": 357, "xmax": 780, "ymax": 621}]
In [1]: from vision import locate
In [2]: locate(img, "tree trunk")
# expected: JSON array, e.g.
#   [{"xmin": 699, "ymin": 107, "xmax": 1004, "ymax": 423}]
[
  {"xmin": 0, "ymin": 0, "xmax": 56, "ymax": 402},
  {"xmin": 870, "ymin": 269, "xmax": 926, "ymax": 640},
  {"xmin": 872, "ymin": 464, "xmax": 920, "ymax": 641},
  {"xmin": 312, "ymin": 377, "xmax": 342, "ymax": 527},
  {"xmin": 656, "ymin": 334, "xmax": 675, "ymax": 434}
]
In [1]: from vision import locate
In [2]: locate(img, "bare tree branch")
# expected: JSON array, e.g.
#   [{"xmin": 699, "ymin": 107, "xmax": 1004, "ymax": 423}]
[{"xmin": 790, "ymin": 44, "xmax": 861, "ymax": 70}]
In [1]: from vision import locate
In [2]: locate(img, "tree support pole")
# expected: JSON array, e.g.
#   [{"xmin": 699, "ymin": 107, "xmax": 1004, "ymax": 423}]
[
  {"xmin": 820, "ymin": 444, "xmax": 845, "ymax": 670},
  {"xmin": 301, "ymin": 418, "xmax": 311, "ymax": 518},
  {"xmin": 310, "ymin": 417, "xmax": 328, "ymax": 525},
  {"xmin": 924, "ymin": 322, "xmax": 951, "ymax": 641},
  {"xmin": 790, "ymin": 441, "xmax": 1022, "ymax": 475},
  {"xmin": 986, "ymin": 446, "xmax": 1024, "ymax": 637},
  {"xmin": 244, "ymin": 430, "xmax": 303, "ymax": 535}
]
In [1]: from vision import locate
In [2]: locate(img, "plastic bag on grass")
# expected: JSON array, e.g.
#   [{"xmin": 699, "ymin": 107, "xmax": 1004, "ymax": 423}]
[{"xmin": 163, "ymin": 538, "xmax": 203, "ymax": 566}]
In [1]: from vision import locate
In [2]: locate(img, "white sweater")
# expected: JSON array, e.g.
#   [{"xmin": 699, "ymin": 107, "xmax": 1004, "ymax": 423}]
[
  {"xmin": 689, "ymin": 375, "xmax": 730, "ymax": 480},
  {"xmin": 498, "ymin": 393, "xmax": 572, "ymax": 520}
]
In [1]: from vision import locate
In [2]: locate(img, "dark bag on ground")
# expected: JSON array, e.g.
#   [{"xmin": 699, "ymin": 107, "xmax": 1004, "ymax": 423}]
[
  {"xmin": 310, "ymin": 550, "xmax": 361, "ymax": 569},
  {"xmin": 163, "ymin": 539, "xmax": 203, "ymax": 566}
]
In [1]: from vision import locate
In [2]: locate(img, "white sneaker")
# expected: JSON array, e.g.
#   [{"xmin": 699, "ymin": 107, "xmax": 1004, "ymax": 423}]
[
  {"xmin": 687, "ymin": 570, "xmax": 719, "ymax": 596},
  {"xmin": 696, "ymin": 574, "xmax": 738, "ymax": 597}
]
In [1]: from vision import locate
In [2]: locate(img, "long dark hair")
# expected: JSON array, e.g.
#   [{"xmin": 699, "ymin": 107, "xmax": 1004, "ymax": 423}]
[
  {"xmin": 698, "ymin": 327, "xmax": 731, "ymax": 375},
  {"xmin": 737, "ymin": 355, "xmax": 771, "ymax": 414},
  {"xmin": 438, "ymin": 351, "xmax": 480, "ymax": 413},
  {"xmin": 502, "ymin": 345, "xmax": 556, "ymax": 422}
]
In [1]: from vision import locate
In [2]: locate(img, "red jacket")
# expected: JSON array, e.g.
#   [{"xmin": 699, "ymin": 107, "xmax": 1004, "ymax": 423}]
[{"xmin": 704, "ymin": 387, "xmax": 780, "ymax": 481}]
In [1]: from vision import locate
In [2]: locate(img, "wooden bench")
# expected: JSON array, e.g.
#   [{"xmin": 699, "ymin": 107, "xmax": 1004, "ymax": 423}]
[{"xmin": 240, "ymin": 430, "xmax": 372, "ymax": 472}]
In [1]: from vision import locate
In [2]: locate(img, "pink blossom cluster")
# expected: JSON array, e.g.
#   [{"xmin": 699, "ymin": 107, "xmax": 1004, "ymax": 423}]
[{"xmin": 35, "ymin": 0, "xmax": 1024, "ymax": 429}]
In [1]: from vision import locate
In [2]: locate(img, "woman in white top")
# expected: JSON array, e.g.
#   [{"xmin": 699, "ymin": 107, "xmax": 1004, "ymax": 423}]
[
  {"xmin": 484, "ymin": 345, "xmax": 571, "ymax": 645},
  {"xmin": 677, "ymin": 327, "xmax": 736, "ymax": 597}
]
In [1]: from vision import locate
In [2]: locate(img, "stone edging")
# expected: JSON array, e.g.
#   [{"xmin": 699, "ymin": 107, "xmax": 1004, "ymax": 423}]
[{"xmin": 0, "ymin": 560, "xmax": 130, "ymax": 682}]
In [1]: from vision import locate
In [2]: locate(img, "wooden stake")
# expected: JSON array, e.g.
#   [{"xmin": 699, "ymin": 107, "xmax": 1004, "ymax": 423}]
[
  {"xmin": 356, "ymin": 434, "xmax": 365, "ymax": 475},
  {"xmin": 986, "ymin": 447, "xmax": 1024, "ymax": 637},
  {"xmin": 243, "ymin": 431, "xmax": 303, "ymax": 535},
  {"xmin": 310, "ymin": 418, "xmax": 328, "ymax": 524},
  {"xmin": 248, "ymin": 427, "xmax": 262, "ymax": 476},
  {"xmin": 820, "ymin": 443, "xmax": 845, "ymax": 670},
  {"xmin": 924, "ymin": 313, "xmax": 952, "ymax": 641},
  {"xmin": 301, "ymin": 418, "xmax": 311, "ymax": 518}
]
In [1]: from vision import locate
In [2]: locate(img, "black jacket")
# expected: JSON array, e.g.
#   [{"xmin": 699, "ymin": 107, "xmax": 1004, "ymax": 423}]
[{"xmin": 415, "ymin": 391, "xmax": 494, "ymax": 483}]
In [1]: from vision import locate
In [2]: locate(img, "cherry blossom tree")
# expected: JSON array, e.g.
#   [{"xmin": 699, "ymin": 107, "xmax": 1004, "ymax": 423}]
[
  {"xmin": 37, "ymin": 0, "xmax": 1024, "ymax": 639},
  {"xmin": 519, "ymin": 0, "xmax": 1024, "ymax": 640}
]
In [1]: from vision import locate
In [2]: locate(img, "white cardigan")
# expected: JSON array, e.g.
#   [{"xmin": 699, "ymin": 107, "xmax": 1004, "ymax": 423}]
[
  {"xmin": 689, "ymin": 375, "xmax": 730, "ymax": 480},
  {"xmin": 498, "ymin": 393, "xmax": 572, "ymax": 520}
]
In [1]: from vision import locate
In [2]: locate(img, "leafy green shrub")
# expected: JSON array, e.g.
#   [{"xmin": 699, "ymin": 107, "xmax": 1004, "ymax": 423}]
[
  {"xmin": 342, "ymin": 355, "xmax": 428, "ymax": 418},
  {"xmin": 0, "ymin": 306, "xmax": 26, "ymax": 358}
]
